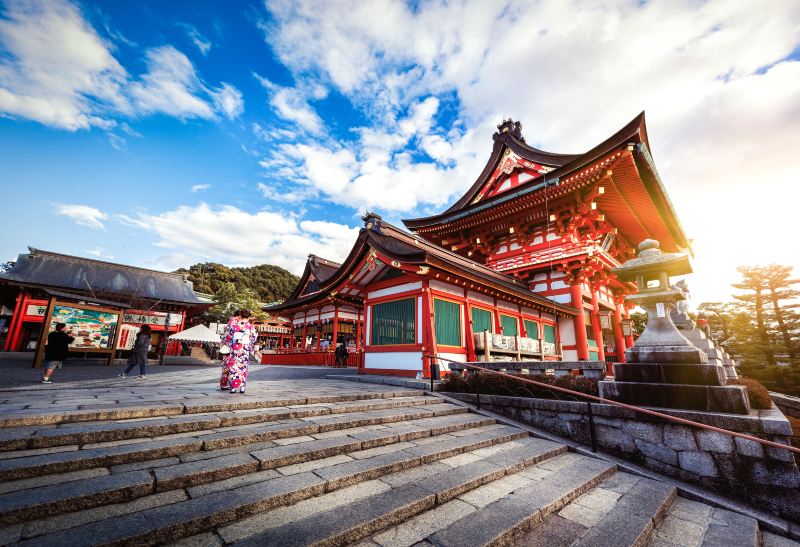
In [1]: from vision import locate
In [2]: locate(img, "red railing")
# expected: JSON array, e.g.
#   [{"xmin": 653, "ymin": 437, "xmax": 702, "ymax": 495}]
[
  {"xmin": 262, "ymin": 348, "xmax": 361, "ymax": 367},
  {"xmin": 426, "ymin": 355, "xmax": 800, "ymax": 456}
]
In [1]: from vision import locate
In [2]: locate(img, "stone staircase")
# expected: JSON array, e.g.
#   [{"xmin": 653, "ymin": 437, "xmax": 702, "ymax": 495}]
[{"xmin": 0, "ymin": 390, "xmax": 793, "ymax": 546}]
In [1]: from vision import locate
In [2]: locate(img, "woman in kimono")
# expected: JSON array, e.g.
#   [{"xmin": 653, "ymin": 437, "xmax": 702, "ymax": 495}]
[{"xmin": 220, "ymin": 309, "xmax": 257, "ymax": 394}]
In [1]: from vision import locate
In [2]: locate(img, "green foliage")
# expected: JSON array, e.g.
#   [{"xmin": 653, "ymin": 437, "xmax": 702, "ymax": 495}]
[
  {"xmin": 207, "ymin": 282, "xmax": 268, "ymax": 323},
  {"xmin": 727, "ymin": 378, "xmax": 773, "ymax": 410},
  {"xmin": 175, "ymin": 262, "xmax": 299, "ymax": 304},
  {"xmin": 629, "ymin": 311, "xmax": 647, "ymax": 336},
  {"xmin": 440, "ymin": 372, "xmax": 599, "ymax": 399}
]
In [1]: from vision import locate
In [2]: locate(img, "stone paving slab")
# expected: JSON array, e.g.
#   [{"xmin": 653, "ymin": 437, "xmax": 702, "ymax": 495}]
[
  {"xmin": 428, "ymin": 457, "xmax": 617, "ymax": 547},
  {"xmin": 0, "ymin": 469, "xmax": 153, "ymax": 526}
]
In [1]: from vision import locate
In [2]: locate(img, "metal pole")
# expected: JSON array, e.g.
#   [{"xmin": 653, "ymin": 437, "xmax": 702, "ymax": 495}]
[
  {"xmin": 587, "ymin": 401, "xmax": 597, "ymax": 452},
  {"xmin": 430, "ymin": 358, "xmax": 435, "ymax": 392},
  {"xmin": 475, "ymin": 371, "xmax": 481, "ymax": 410}
]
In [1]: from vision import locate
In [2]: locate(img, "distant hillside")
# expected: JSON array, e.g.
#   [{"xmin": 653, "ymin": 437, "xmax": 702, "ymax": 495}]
[{"xmin": 175, "ymin": 262, "xmax": 299, "ymax": 303}]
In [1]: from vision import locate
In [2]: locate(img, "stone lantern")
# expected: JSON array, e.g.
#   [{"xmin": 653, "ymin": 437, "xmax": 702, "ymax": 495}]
[{"xmin": 598, "ymin": 240, "xmax": 750, "ymax": 414}]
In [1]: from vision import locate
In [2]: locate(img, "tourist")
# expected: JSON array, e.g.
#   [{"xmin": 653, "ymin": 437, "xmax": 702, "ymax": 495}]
[
  {"xmin": 41, "ymin": 323, "xmax": 75, "ymax": 384},
  {"xmin": 335, "ymin": 342, "xmax": 348, "ymax": 368},
  {"xmin": 119, "ymin": 324, "xmax": 152, "ymax": 379},
  {"xmin": 220, "ymin": 309, "xmax": 257, "ymax": 394}
]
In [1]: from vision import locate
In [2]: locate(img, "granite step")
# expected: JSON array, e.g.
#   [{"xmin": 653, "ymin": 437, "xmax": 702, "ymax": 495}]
[
  {"xmin": 0, "ymin": 395, "xmax": 442, "ymax": 451},
  {"xmin": 0, "ymin": 390, "xmax": 423, "ymax": 428},
  {"xmin": 13, "ymin": 429, "xmax": 540, "ymax": 545},
  {"xmin": 645, "ymin": 496, "xmax": 761, "ymax": 547},
  {"xmin": 427, "ymin": 457, "xmax": 618, "ymax": 546},
  {"xmin": 229, "ymin": 437, "xmax": 568, "ymax": 546},
  {"xmin": 0, "ymin": 403, "xmax": 470, "ymax": 481},
  {"xmin": 519, "ymin": 473, "xmax": 677, "ymax": 547}
]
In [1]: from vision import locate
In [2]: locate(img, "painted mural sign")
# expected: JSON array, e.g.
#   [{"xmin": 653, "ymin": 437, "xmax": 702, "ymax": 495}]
[
  {"xmin": 123, "ymin": 310, "xmax": 179, "ymax": 327},
  {"xmin": 49, "ymin": 305, "xmax": 119, "ymax": 349}
]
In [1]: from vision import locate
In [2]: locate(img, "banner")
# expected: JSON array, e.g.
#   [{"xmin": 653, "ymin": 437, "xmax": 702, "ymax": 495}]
[{"xmin": 123, "ymin": 310, "xmax": 180, "ymax": 327}]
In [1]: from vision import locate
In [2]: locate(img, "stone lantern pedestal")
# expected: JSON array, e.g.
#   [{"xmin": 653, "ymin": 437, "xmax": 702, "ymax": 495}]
[{"xmin": 598, "ymin": 240, "xmax": 750, "ymax": 414}]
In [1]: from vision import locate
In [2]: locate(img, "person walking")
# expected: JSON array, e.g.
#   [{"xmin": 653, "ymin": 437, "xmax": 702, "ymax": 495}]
[
  {"xmin": 220, "ymin": 309, "xmax": 257, "ymax": 394},
  {"xmin": 41, "ymin": 323, "xmax": 75, "ymax": 384},
  {"xmin": 119, "ymin": 324, "xmax": 152, "ymax": 379}
]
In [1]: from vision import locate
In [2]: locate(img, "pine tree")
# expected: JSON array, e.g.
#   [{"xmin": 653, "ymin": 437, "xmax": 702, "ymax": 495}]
[
  {"xmin": 732, "ymin": 266, "xmax": 775, "ymax": 365},
  {"xmin": 764, "ymin": 264, "xmax": 800, "ymax": 361}
]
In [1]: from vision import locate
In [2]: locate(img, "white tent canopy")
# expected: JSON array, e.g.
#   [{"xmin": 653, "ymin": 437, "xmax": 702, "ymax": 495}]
[{"xmin": 169, "ymin": 324, "xmax": 222, "ymax": 344}]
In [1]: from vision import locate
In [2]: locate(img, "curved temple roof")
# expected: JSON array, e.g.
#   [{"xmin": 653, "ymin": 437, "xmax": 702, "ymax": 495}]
[
  {"xmin": 267, "ymin": 215, "xmax": 577, "ymax": 317},
  {"xmin": 402, "ymin": 112, "xmax": 689, "ymax": 252}
]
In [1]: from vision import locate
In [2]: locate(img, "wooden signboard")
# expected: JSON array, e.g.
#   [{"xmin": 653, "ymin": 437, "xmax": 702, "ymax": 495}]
[{"xmin": 33, "ymin": 297, "xmax": 123, "ymax": 368}]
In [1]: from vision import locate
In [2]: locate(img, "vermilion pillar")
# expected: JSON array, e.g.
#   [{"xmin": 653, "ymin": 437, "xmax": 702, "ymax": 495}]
[
  {"xmin": 570, "ymin": 284, "xmax": 590, "ymax": 360},
  {"xmin": 590, "ymin": 290, "xmax": 605, "ymax": 361},
  {"xmin": 613, "ymin": 303, "xmax": 627, "ymax": 363},
  {"xmin": 3, "ymin": 290, "xmax": 25, "ymax": 351}
]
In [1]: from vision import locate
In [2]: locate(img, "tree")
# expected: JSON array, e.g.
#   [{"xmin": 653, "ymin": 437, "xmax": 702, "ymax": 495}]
[
  {"xmin": 175, "ymin": 262, "xmax": 299, "ymax": 303},
  {"xmin": 764, "ymin": 264, "xmax": 800, "ymax": 361},
  {"xmin": 207, "ymin": 282, "xmax": 268, "ymax": 323},
  {"xmin": 629, "ymin": 311, "xmax": 647, "ymax": 336},
  {"xmin": 732, "ymin": 266, "xmax": 775, "ymax": 365},
  {"xmin": 0, "ymin": 261, "xmax": 14, "ymax": 274}
]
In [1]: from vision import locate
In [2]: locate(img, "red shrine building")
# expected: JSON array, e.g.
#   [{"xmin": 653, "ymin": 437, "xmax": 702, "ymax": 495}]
[{"xmin": 265, "ymin": 112, "xmax": 689, "ymax": 377}]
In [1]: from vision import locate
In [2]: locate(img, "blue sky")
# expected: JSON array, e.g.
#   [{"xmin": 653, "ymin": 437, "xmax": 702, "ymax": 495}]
[{"xmin": 1, "ymin": 0, "xmax": 799, "ymax": 303}]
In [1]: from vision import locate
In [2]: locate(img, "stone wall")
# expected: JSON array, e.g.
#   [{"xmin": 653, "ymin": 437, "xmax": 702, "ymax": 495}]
[
  {"xmin": 446, "ymin": 392, "xmax": 800, "ymax": 521},
  {"xmin": 771, "ymin": 392, "xmax": 800, "ymax": 419}
]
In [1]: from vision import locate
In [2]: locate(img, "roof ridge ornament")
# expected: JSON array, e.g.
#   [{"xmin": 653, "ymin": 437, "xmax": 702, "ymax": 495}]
[
  {"xmin": 361, "ymin": 212, "xmax": 383, "ymax": 234},
  {"xmin": 494, "ymin": 119, "xmax": 524, "ymax": 142}
]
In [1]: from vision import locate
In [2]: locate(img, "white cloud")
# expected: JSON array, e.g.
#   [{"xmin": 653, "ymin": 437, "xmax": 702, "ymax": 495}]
[
  {"xmin": 254, "ymin": 73, "xmax": 323, "ymax": 134},
  {"xmin": 54, "ymin": 203, "xmax": 108, "ymax": 229},
  {"xmin": 211, "ymin": 82, "xmax": 244, "ymax": 119},
  {"xmin": 85, "ymin": 247, "xmax": 113, "ymax": 259},
  {"xmin": 182, "ymin": 24, "xmax": 212, "ymax": 56},
  {"xmin": 118, "ymin": 203, "xmax": 360, "ymax": 273},
  {"xmin": 191, "ymin": 184, "xmax": 210, "ymax": 192},
  {"xmin": 261, "ymin": 0, "xmax": 800, "ymax": 302},
  {"xmin": 0, "ymin": 0, "xmax": 243, "ymax": 129},
  {"xmin": 0, "ymin": 0, "xmax": 128, "ymax": 130}
]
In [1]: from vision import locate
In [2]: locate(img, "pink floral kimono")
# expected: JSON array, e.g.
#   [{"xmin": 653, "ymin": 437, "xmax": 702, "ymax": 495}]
[{"xmin": 220, "ymin": 317, "xmax": 257, "ymax": 391}]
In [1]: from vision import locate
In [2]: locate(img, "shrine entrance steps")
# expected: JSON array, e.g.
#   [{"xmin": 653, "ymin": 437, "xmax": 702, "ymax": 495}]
[{"xmin": 0, "ymin": 389, "xmax": 787, "ymax": 546}]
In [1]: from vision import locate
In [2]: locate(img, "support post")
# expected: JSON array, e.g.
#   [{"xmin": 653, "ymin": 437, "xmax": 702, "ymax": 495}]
[
  {"xmin": 570, "ymin": 284, "xmax": 590, "ymax": 360},
  {"xmin": 4, "ymin": 290, "xmax": 25, "ymax": 352},
  {"xmin": 587, "ymin": 401, "xmax": 597, "ymax": 452},
  {"xmin": 590, "ymin": 290, "xmax": 605, "ymax": 361}
]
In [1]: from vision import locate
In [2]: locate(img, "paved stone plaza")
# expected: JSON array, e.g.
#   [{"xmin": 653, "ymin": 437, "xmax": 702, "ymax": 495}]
[{"xmin": 0, "ymin": 363, "xmax": 794, "ymax": 546}]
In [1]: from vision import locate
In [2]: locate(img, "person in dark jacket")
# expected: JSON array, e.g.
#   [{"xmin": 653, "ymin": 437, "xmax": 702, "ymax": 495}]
[
  {"xmin": 119, "ymin": 324, "xmax": 152, "ymax": 379},
  {"xmin": 41, "ymin": 323, "xmax": 75, "ymax": 384}
]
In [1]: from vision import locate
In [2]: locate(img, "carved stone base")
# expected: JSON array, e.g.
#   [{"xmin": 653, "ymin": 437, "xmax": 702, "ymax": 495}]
[
  {"xmin": 598, "ymin": 381, "xmax": 751, "ymax": 414},
  {"xmin": 624, "ymin": 344, "xmax": 709, "ymax": 364},
  {"xmin": 612, "ymin": 363, "xmax": 727, "ymax": 386}
]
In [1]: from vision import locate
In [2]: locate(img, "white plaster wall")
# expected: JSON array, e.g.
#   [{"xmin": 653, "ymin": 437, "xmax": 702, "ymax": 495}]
[
  {"xmin": 552, "ymin": 280, "xmax": 568, "ymax": 290},
  {"xmin": 522, "ymin": 307, "xmax": 539, "ymax": 317},
  {"xmin": 542, "ymin": 313, "xmax": 556, "ymax": 322},
  {"xmin": 467, "ymin": 291, "xmax": 493, "ymax": 305},
  {"xmin": 368, "ymin": 281, "xmax": 422, "ymax": 299},
  {"xmin": 533, "ymin": 283, "xmax": 547, "ymax": 293},
  {"xmin": 532, "ymin": 273, "xmax": 548, "ymax": 282},
  {"xmin": 293, "ymin": 318, "xmax": 304, "ymax": 325},
  {"xmin": 430, "ymin": 280, "xmax": 464, "ymax": 296},
  {"xmin": 365, "ymin": 306, "xmax": 372, "ymax": 345},
  {"xmin": 320, "ymin": 312, "xmax": 335, "ymax": 320},
  {"xmin": 559, "ymin": 316, "xmax": 576, "ymax": 346},
  {"xmin": 321, "ymin": 305, "xmax": 335, "ymax": 313},
  {"xmin": 306, "ymin": 313, "xmax": 320, "ymax": 321},
  {"xmin": 497, "ymin": 300, "xmax": 518, "ymax": 312},
  {"xmin": 365, "ymin": 352, "xmax": 422, "ymax": 371},
  {"xmin": 562, "ymin": 349, "xmax": 579, "ymax": 361},
  {"xmin": 338, "ymin": 311, "xmax": 359, "ymax": 320}
]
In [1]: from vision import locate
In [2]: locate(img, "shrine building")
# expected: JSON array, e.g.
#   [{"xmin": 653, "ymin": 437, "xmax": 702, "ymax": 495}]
[{"xmin": 265, "ymin": 112, "xmax": 690, "ymax": 377}]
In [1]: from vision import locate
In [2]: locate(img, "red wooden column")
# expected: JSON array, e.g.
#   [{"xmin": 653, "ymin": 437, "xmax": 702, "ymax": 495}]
[
  {"xmin": 570, "ymin": 284, "xmax": 590, "ymax": 360},
  {"xmin": 3, "ymin": 290, "xmax": 25, "ymax": 351},
  {"xmin": 590, "ymin": 290, "xmax": 605, "ymax": 361},
  {"xmin": 613, "ymin": 302, "xmax": 627, "ymax": 363},
  {"xmin": 421, "ymin": 280, "xmax": 437, "ymax": 379},
  {"xmin": 463, "ymin": 301, "xmax": 476, "ymax": 361}
]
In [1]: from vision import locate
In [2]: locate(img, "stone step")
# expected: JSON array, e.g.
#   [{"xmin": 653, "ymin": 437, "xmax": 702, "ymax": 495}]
[
  {"xmin": 530, "ymin": 473, "xmax": 676, "ymax": 547},
  {"xmin": 0, "ymin": 403, "xmax": 470, "ymax": 481},
  {"xmin": 0, "ymin": 390, "xmax": 423, "ymax": 428},
  {"xmin": 0, "ymin": 470, "xmax": 154, "ymax": 527},
  {"xmin": 427, "ymin": 457, "xmax": 617, "ymax": 546},
  {"xmin": 0, "ymin": 395, "xmax": 441, "ymax": 451},
  {"xmin": 228, "ymin": 437, "xmax": 567, "ymax": 546},
  {"xmin": 14, "ymin": 429, "xmax": 540, "ymax": 546},
  {"xmin": 646, "ymin": 496, "xmax": 761, "ymax": 547}
]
